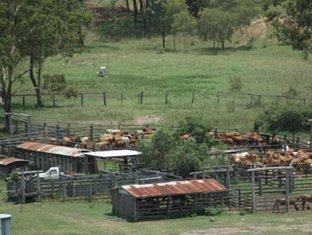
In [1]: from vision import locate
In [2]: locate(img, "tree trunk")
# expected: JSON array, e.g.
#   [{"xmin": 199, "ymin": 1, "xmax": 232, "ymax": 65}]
[
  {"xmin": 2, "ymin": 66, "xmax": 13, "ymax": 132},
  {"xmin": 139, "ymin": 0, "xmax": 147, "ymax": 30},
  {"xmin": 126, "ymin": 0, "xmax": 130, "ymax": 12},
  {"xmin": 29, "ymin": 57, "xmax": 43, "ymax": 107},
  {"xmin": 221, "ymin": 39, "xmax": 225, "ymax": 50},
  {"xmin": 3, "ymin": 93, "xmax": 12, "ymax": 132},
  {"xmin": 162, "ymin": 21, "xmax": 165, "ymax": 49},
  {"xmin": 132, "ymin": 0, "xmax": 138, "ymax": 22},
  {"xmin": 173, "ymin": 33, "xmax": 176, "ymax": 50}
]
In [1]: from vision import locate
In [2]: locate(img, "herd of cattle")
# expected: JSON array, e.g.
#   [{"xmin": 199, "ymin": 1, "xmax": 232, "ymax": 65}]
[
  {"xmin": 52, "ymin": 130, "xmax": 275, "ymax": 151},
  {"xmin": 230, "ymin": 149, "xmax": 312, "ymax": 166},
  {"xmin": 49, "ymin": 128, "xmax": 312, "ymax": 169},
  {"xmin": 50, "ymin": 127, "xmax": 155, "ymax": 150}
]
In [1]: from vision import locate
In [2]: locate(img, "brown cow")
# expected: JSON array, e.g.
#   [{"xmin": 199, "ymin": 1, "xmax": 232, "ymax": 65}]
[{"xmin": 272, "ymin": 197, "xmax": 299, "ymax": 213}]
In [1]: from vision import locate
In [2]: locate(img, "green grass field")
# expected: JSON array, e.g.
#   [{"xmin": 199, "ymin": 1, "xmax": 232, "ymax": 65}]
[
  {"xmin": 2, "ymin": 27, "xmax": 311, "ymax": 131},
  {"xmin": 0, "ymin": 200, "xmax": 311, "ymax": 235}
]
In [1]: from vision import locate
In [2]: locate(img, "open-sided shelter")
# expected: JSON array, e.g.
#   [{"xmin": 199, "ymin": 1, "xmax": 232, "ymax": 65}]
[
  {"xmin": 16, "ymin": 142, "xmax": 97, "ymax": 173},
  {"xmin": 112, "ymin": 178, "xmax": 228, "ymax": 221},
  {"xmin": 0, "ymin": 156, "xmax": 28, "ymax": 177}
]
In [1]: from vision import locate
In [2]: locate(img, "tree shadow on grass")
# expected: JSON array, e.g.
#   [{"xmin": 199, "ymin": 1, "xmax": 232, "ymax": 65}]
[
  {"xmin": 99, "ymin": 16, "xmax": 159, "ymax": 40},
  {"xmin": 197, "ymin": 44, "xmax": 254, "ymax": 56}
]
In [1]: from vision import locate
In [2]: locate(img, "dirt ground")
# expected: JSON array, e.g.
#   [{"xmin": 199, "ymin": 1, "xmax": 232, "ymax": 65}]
[
  {"xmin": 181, "ymin": 223, "xmax": 312, "ymax": 235},
  {"xmin": 135, "ymin": 115, "xmax": 162, "ymax": 125}
]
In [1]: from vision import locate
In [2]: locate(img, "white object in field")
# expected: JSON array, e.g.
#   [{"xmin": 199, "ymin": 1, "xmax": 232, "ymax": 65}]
[
  {"xmin": 39, "ymin": 167, "xmax": 60, "ymax": 180},
  {"xmin": 97, "ymin": 66, "xmax": 107, "ymax": 77}
]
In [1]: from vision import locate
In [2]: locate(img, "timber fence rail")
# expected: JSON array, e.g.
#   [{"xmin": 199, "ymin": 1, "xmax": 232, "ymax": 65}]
[
  {"xmin": 10, "ymin": 90, "xmax": 309, "ymax": 109},
  {"xmin": 5, "ymin": 169, "xmax": 181, "ymax": 203},
  {"xmin": 191, "ymin": 166, "xmax": 312, "ymax": 213}
]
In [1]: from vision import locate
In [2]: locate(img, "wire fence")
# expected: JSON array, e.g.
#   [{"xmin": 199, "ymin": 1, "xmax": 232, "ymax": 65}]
[{"xmin": 11, "ymin": 90, "xmax": 309, "ymax": 109}]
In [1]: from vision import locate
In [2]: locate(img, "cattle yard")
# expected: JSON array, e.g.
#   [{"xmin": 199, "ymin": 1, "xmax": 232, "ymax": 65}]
[{"xmin": 0, "ymin": 117, "xmax": 311, "ymax": 222}]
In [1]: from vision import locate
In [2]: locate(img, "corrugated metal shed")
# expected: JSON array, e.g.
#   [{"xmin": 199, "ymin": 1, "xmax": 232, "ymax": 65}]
[
  {"xmin": 17, "ymin": 141, "xmax": 86, "ymax": 157},
  {"xmin": 122, "ymin": 179, "xmax": 228, "ymax": 198},
  {"xmin": 0, "ymin": 157, "xmax": 28, "ymax": 166}
]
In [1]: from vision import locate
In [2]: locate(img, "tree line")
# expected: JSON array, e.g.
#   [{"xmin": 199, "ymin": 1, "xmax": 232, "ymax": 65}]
[{"xmin": 124, "ymin": 0, "xmax": 311, "ymax": 53}]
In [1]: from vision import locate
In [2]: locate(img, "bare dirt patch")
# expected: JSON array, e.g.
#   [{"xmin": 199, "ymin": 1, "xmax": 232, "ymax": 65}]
[
  {"xmin": 181, "ymin": 223, "xmax": 312, "ymax": 235},
  {"xmin": 135, "ymin": 115, "xmax": 162, "ymax": 126}
]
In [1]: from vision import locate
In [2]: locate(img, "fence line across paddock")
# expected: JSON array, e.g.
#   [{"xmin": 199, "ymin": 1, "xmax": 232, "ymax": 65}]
[{"xmin": 10, "ymin": 90, "xmax": 309, "ymax": 108}]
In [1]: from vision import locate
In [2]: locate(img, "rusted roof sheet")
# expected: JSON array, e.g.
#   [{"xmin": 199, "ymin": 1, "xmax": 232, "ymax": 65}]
[
  {"xmin": 17, "ymin": 141, "xmax": 86, "ymax": 157},
  {"xmin": 122, "ymin": 179, "xmax": 228, "ymax": 198},
  {"xmin": 0, "ymin": 157, "xmax": 28, "ymax": 166}
]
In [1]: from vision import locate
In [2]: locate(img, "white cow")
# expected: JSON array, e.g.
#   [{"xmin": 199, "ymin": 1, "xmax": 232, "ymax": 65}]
[{"xmin": 97, "ymin": 66, "xmax": 107, "ymax": 77}]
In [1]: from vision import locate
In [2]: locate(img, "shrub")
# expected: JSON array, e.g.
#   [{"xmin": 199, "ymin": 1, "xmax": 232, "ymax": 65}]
[
  {"xmin": 10, "ymin": 170, "xmax": 20, "ymax": 182},
  {"xmin": 228, "ymin": 76, "xmax": 243, "ymax": 93},
  {"xmin": 204, "ymin": 206, "xmax": 224, "ymax": 216},
  {"xmin": 176, "ymin": 116, "xmax": 211, "ymax": 143},
  {"xmin": 259, "ymin": 104, "xmax": 312, "ymax": 132}
]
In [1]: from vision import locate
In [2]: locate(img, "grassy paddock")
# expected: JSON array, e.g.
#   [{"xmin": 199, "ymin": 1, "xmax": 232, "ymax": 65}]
[
  {"xmin": 3, "ymin": 32, "xmax": 311, "ymax": 130},
  {"xmin": 0, "ymin": 200, "xmax": 311, "ymax": 235}
]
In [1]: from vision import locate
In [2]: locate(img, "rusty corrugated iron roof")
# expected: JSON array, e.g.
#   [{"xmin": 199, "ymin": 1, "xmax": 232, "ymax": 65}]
[
  {"xmin": 122, "ymin": 179, "xmax": 228, "ymax": 198},
  {"xmin": 0, "ymin": 157, "xmax": 28, "ymax": 166},
  {"xmin": 17, "ymin": 141, "xmax": 86, "ymax": 157}
]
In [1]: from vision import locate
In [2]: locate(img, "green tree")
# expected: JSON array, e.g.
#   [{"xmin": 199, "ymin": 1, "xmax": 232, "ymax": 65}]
[
  {"xmin": 145, "ymin": 0, "xmax": 187, "ymax": 49},
  {"xmin": 22, "ymin": 0, "xmax": 90, "ymax": 107},
  {"xmin": 0, "ymin": 1, "xmax": 29, "ymax": 130},
  {"xmin": 137, "ymin": 127, "xmax": 177, "ymax": 170},
  {"xmin": 198, "ymin": 8, "xmax": 234, "ymax": 50},
  {"xmin": 265, "ymin": 0, "xmax": 312, "ymax": 59},
  {"xmin": 171, "ymin": 11, "xmax": 197, "ymax": 50},
  {"xmin": 258, "ymin": 104, "xmax": 312, "ymax": 142},
  {"xmin": 198, "ymin": 0, "xmax": 259, "ymax": 50}
]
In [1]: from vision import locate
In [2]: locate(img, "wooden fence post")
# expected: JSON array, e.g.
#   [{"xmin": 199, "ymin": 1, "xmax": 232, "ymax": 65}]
[
  {"xmin": 56, "ymin": 125, "xmax": 61, "ymax": 143},
  {"xmin": 72, "ymin": 180, "xmax": 76, "ymax": 197},
  {"xmin": 191, "ymin": 90, "xmax": 195, "ymax": 104},
  {"xmin": 37, "ymin": 171, "xmax": 41, "ymax": 202},
  {"xmin": 52, "ymin": 94, "xmax": 56, "ymax": 107},
  {"xmin": 238, "ymin": 187, "xmax": 241, "ymax": 210},
  {"xmin": 140, "ymin": 91, "xmax": 144, "ymax": 104},
  {"xmin": 103, "ymin": 92, "xmax": 107, "ymax": 106},
  {"xmin": 88, "ymin": 184, "xmax": 92, "ymax": 202},
  {"xmin": 90, "ymin": 125, "xmax": 93, "ymax": 141},
  {"xmin": 22, "ymin": 95, "xmax": 26, "ymax": 107},
  {"xmin": 80, "ymin": 93, "xmax": 84, "ymax": 106},
  {"xmin": 165, "ymin": 91, "xmax": 168, "ymax": 104},
  {"xmin": 21, "ymin": 172, "xmax": 26, "ymax": 205},
  {"xmin": 285, "ymin": 169, "xmax": 290, "ymax": 213},
  {"xmin": 226, "ymin": 165, "xmax": 231, "ymax": 189},
  {"xmin": 217, "ymin": 91, "xmax": 220, "ymax": 104},
  {"xmin": 251, "ymin": 170, "xmax": 256, "ymax": 213},
  {"xmin": 214, "ymin": 128, "xmax": 218, "ymax": 138},
  {"xmin": 63, "ymin": 184, "xmax": 67, "ymax": 202},
  {"xmin": 67, "ymin": 123, "xmax": 71, "ymax": 136}
]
